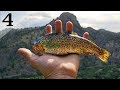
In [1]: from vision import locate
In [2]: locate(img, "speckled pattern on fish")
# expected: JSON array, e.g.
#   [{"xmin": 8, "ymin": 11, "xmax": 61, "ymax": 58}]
[{"xmin": 32, "ymin": 33, "xmax": 110, "ymax": 63}]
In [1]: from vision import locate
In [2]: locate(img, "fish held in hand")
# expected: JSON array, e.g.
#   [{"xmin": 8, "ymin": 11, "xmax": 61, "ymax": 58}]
[{"xmin": 32, "ymin": 33, "xmax": 110, "ymax": 63}]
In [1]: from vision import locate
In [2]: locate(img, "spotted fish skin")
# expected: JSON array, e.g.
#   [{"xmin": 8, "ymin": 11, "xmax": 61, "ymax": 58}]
[{"xmin": 32, "ymin": 33, "xmax": 110, "ymax": 63}]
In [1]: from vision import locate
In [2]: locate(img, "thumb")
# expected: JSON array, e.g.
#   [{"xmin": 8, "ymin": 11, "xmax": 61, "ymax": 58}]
[{"xmin": 18, "ymin": 48, "xmax": 39, "ymax": 61}]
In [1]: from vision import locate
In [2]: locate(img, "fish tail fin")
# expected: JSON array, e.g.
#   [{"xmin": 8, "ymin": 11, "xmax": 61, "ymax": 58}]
[{"xmin": 98, "ymin": 49, "xmax": 110, "ymax": 63}]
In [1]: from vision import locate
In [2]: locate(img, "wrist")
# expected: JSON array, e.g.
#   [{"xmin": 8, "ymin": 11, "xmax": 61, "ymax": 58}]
[
  {"xmin": 45, "ymin": 71, "xmax": 77, "ymax": 79},
  {"xmin": 46, "ymin": 74, "xmax": 76, "ymax": 79}
]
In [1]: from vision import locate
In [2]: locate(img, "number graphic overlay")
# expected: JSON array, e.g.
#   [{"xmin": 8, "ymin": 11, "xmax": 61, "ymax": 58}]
[{"xmin": 2, "ymin": 13, "xmax": 13, "ymax": 26}]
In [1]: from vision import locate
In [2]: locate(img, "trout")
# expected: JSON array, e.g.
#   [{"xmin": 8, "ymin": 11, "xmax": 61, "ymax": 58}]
[{"xmin": 32, "ymin": 33, "xmax": 110, "ymax": 63}]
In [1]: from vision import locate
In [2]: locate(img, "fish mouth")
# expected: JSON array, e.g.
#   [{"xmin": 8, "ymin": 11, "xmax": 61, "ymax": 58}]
[
  {"xmin": 32, "ymin": 44, "xmax": 45, "ymax": 56},
  {"xmin": 32, "ymin": 45, "xmax": 39, "ymax": 53}
]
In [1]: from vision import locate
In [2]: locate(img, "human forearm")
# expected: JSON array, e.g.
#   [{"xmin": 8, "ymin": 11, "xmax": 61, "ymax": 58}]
[{"xmin": 46, "ymin": 74, "xmax": 76, "ymax": 79}]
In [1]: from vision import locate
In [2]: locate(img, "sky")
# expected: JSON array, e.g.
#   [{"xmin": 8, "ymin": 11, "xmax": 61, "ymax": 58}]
[{"xmin": 0, "ymin": 11, "xmax": 120, "ymax": 33}]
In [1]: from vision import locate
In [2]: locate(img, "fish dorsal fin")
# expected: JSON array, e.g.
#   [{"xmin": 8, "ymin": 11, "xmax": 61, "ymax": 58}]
[
  {"xmin": 65, "ymin": 31, "xmax": 78, "ymax": 35},
  {"xmin": 71, "ymin": 32, "xmax": 78, "ymax": 35}
]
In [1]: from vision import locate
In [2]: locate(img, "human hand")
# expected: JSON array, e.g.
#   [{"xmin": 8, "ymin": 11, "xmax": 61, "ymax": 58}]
[{"xmin": 18, "ymin": 20, "xmax": 89, "ymax": 79}]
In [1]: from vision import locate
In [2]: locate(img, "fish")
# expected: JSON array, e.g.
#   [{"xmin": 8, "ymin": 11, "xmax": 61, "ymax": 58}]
[{"xmin": 32, "ymin": 32, "xmax": 110, "ymax": 63}]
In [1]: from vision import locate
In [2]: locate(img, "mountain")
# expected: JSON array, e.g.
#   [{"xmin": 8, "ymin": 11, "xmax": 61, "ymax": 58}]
[
  {"xmin": 0, "ymin": 27, "xmax": 45, "ymax": 79},
  {"xmin": 0, "ymin": 28, "xmax": 12, "ymax": 39},
  {"xmin": 48, "ymin": 12, "xmax": 83, "ymax": 35},
  {"xmin": 0, "ymin": 12, "xmax": 120, "ymax": 79}
]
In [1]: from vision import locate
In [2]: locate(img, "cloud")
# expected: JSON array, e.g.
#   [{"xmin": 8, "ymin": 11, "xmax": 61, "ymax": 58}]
[
  {"xmin": 28, "ymin": 12, "xmax": 52, "ymax": 18},
  {"xmin": 0, "ymin": 11, "xmax": 120, "ymax": 33},
  {"xmin": 14, "ymin": 14, "xmax": 52, "ymax": 28},
  {"xmin": 72, "ymin": 11, "xmax": 120, "ymax": 32}
]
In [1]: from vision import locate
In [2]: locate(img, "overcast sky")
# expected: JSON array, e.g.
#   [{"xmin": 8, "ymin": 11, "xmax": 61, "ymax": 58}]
[{"xmin": 0, "ymin": 11, "xmax": 120, "ymax": 33}]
